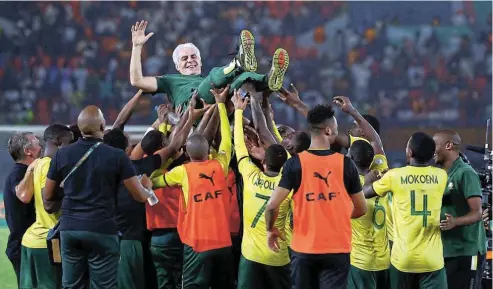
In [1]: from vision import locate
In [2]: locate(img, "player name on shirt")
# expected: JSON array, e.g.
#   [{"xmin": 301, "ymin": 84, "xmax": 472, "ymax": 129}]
[
  {"xmin": 401, "ymin": 174, "xmax": 439, "ymax": 185},
  {"xmin": 253, "ymin": 177, "xmax": 276, "ymax": 190}
]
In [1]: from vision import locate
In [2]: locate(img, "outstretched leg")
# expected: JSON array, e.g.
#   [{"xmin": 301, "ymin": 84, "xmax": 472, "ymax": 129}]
[
  {"xmin": 197, "ymin": 30, "xmax": 257, "ymax": 104},
  {"xmin": 229, "ymin": 48, "xmax": 290, "ymax": 93}
]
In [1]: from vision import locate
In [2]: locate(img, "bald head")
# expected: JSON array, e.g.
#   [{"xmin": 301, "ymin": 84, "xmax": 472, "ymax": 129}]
[
  {"xmin": 77, "ymin": 106, "xmax": 105, "ymax": 136},
  {"xmin": 186, "ymin": 134, "xmax": 209, "ymax": 161},
  {"xmin": 434, "ymin": 130, "xmax": 461, "ymax": 151},
  {"xmin": 433, "ymin": 129, "xmax": 461, "ymax": 167}
]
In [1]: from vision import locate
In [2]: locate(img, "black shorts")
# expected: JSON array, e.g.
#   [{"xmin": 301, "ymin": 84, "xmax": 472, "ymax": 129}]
[
  {"xmin": 237, "ymin": 255, "xmax": 290, "ymax": 289},
  {"xmin": 445, "ymin": 253, "xmax": 486, "ymax": 289},
  {"xmin": 290, "ymin": 250, "xmax": 350, "ymax": 289}
]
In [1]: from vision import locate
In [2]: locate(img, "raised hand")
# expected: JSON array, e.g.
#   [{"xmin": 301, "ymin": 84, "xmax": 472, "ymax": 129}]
[
  {"xmin": 175, "ymin": 104, "xmax": 184, "ymax": 117},
  {"xmin": 277, "ymin": 83, "xmax": 301, "ymax": 107},
  {"xmin": 188, "ymin": 93, "xmax": 208, "ymax": 121},
  {"xmin": 333, "ymin": 95, "xmax": 356, "ymax": 114},
  {"xmin": 157, "ymin": 104, "xmax": 171, "ymax": 124},
  {"xmin": 209, "ymin": 84, "xmax": 230, "ymax": 104},
  {"xmin": 244, "ymin": 126, "xmax": 260, "ymax": 146},
  {"xmin": 245, "ymin": 137, "xmax": 265, "ymax": 161},
  {"xmin": 232, "ymin": 89, "xmax": 249, "ymax": 111},
  {"xmin": 131, "ymin": 20, "xmax": 154, "ymax": 47}
]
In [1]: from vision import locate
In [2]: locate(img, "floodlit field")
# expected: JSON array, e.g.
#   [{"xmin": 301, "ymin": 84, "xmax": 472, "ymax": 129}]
[{"xmin": 0, "ymin": 227, "xmax": 16, "ymax": 289}]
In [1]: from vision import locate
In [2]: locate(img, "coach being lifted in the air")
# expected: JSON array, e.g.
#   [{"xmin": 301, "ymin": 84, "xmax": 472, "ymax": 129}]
[{"xmin": 129, "ymin": 20, "xmax": 289, "ymax": 111}]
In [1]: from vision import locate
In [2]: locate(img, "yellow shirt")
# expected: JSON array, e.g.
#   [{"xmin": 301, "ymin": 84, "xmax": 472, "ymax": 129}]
[
  {"xmin": 22, "ymin": 157, "xmax": 60, "ymax": 249},
  {"xmin": 234, "ymin": 110, "xmax": 291, "ymax": 266},
  {"xmin": 372, "ymin": 165, "xmax": 447, "ymax": 273},
  {"xmin": 350, "ymin": 135, "xmax": 394, "ymax": 241},
  {"xmin": 350, "ymin": 158, "xmax": 390, "ymax": 271},
  {"xmin": 152, "ymin": 103, "xmax": 232, "ymax": 207}
]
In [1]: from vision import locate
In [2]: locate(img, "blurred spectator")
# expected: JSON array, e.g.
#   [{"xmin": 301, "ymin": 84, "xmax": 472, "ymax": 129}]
[{"xmin": 0, "ymin": 1, "xmax": 490, "ymax": 129}]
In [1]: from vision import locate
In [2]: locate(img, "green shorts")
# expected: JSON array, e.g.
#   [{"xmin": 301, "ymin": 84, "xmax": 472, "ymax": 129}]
[
  {"xmin": 117, "ymin": 240, "xmax": 145, "ymax": 289},
  {"xmin": 347, "ymin": 265, "xmax": 389, "ymax": 289},
  {"xmin": 20, "ymin": 246, "xmax": 62, "ymax": 289},
  {"xmin": 237, "ymin": 255, "xmax": 291, "ymax": 289},
  {"xmin": 150, "ymin": 231, "xmax": 183, "ymax": 289},
  {"xmin": 182, "ymin": 244, "xmax": 235, "ymax": 289},
  {"xmin": 389, "ymin": 264, "xmax": 447, "ymax": 289}
]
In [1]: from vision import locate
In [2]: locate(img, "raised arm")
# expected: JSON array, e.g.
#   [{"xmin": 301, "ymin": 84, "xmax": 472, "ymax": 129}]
[
  {"xmin": 202, "ymin": 105, "xmax": 220, "ymax": 145},
  {"xmin": 334, "ymin": 96, "xmax": 384, "ymax": 155},
  {"xmin": 157, "ymin": 95, "xmax": 208, "ymax": 166},
  {"xmin": 260, "ymin": 92, "xmax": 280, "ymax": 141},
  {"xmin": 277, "ymin": 84, "xmax": 309, "ymax": 118},
  {"xmin": 168, "ymin": 104, "xmax": 190, "ymax": 143},
  {"xmin": 232, "ymin": 89, "xmax": 251, "ymax": 162},
  {"xmin": 250, "ymin": 90, "xmax": 279, "ymax": 147},
  {"xmin": 113, "ymin": 90, "xmax": 144, "ymax": 130},
  {"xmin": 130, "ymin": 106, "xmax": 171, "ymax": 160},
  {"xmin": 209, "ymin": 85, "xmax": 232, "ymax": 174},
  {"xmin": 195, "ymin": 103, "xmax": 216, "ymax": 140},
  {"xmin": 130, "ymin": 20, "xmax": 158, "ymax": 92}
]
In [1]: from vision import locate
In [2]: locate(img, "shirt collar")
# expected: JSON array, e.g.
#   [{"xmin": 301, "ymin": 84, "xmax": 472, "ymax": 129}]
[
  {"xmin": 448, "ymin": 157, "xmax": 463, "ymax": 174},
  {"xmin": 14, "ymin": 162, "xmax": 28, "ymax": 169},
  {"xmin": 79, "ymin": 137, "xmax": 103, "ymax": 144}
]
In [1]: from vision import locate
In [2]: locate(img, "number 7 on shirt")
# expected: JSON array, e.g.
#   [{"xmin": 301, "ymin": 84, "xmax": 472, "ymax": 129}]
[{"xmin": 251, "ymin": 193, "xmax": 270, "ymax": 228}]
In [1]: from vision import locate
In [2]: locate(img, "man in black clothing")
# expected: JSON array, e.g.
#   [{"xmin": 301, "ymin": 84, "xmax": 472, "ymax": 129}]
[
  {"xmin": 103, "ymin": 98, "xmax": 199, "ymax": 289},
  {"xmin": 104, "ymin": 128, "xmax": 163, "ymax": 289},
  {"xmin": 3, "ymin": 132, "xmax": 42, "ymax": 288},
  {"xmin": 43, "ymin": 105, "xmax": 155, "ymax": 289}
]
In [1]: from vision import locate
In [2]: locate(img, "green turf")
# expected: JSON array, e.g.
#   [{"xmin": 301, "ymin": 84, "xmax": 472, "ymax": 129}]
[{"xmin": 0, "ymin": 227, "xmax": 17, "ymax": 289}]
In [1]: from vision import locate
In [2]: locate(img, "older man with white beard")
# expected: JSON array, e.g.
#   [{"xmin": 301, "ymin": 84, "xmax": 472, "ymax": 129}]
[{"xmin": 129, "ymin": 20, "xmax": 290, "ymax": 111}]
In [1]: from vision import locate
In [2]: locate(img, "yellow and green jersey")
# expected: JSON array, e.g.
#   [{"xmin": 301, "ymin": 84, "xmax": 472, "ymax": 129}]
[
  {"xmin": 234, "ymin": 110, "xmax": 291, "ymax": 266},
  {"xmin": 152, "ymin": 103, "xmax": 232, "ymax": 206},
  {"xmin": 350, "ymin": 158, "xmax": 390, "ymax": 271},
  {"xmin": 372, "ymin": 165, "xmax": 447, "ymax": 273},
  {"xmin": 349, "ymin": 135, "xmax": 394, "ymax": 241},
  {"xmin": 22, "ymin": 157, "xmax": 60, "ymax": 249}
]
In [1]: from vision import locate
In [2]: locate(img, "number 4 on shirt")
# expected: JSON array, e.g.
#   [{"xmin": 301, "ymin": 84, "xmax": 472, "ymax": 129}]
[
  {"xmin": 410, "ymin": 190, "xmax": 431, "ymax": 227},
  {"xmin": 251, "ymin": 193, "xmax": 270, "ymax": 228}
]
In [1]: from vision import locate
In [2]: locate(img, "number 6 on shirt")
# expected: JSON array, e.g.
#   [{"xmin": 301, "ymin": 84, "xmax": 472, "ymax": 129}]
[{"xmin": 251, "ymin": 193, "xmax": 270, "ymax": 228}]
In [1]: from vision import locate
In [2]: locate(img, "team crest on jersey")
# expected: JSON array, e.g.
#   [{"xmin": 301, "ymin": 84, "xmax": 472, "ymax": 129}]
[
  {"xmin": 374, "ymin": 158, "xmax": 384, "ymax": 165},
  {"xmin": 448, "ymin": 182, "xmax": 454, "ymax": 190}
]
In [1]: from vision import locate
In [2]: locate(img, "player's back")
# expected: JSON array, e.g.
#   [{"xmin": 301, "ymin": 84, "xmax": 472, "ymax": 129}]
[
  {"xmin": 387, "ymin": 165, "xmax": 447, "ymax": 273},
  {"xmin": 241, "ymin": 165, "xmax": 291, "ymax": 266}
]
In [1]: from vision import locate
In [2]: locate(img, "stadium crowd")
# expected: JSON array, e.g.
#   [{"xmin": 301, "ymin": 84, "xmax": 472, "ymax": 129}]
[
  {"xmin": 0, "ymin": 2, "xmax": 491, "ymax": 128},
  {"xmin": 2, "ymin": 18, "xmax": 490, "ymax": 289}
]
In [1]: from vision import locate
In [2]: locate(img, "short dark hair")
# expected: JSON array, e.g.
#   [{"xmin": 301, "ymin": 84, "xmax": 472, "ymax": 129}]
[
  {"xmin": 307, "ymin": 104, "xmax": 335, "ymax": 128},
  {"xmin": 43, "ymin": 124, "xmax": 72, "ymax": 142},
  {"xmin": 409, "ymin": 132, "xmax": 436, "ymax": 163},
  {"xmin": 7, "ymin": 132, "xmax": 34, "ymax": 161},
  {"xmin": 277, "ymin": 125, "xmax": 295, "ymax": 139},
  {"xmin": 141, "ymin": 130, "xmax": 166, "ymax": 156},
  {"xmin": 265, "ymin": 144, "xmax": 288, "ymax": 172},
  {"xmin": 349, "ymin": 140, "xmax": 375, "ymax": 169},
  {"xmin": 362, "ymin": 114, "xmax": 380, "ymax": 134},
  {"xmin": 293, "ymin": 131, "xmax": 311, "ymax": 154},
  {"xmin": 69, "ymin": 124, "xmax": 82, "ymax": 143},
  {"xmin": 103, "ymin": 128, "xmax": 128, "ymax": 151}
]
